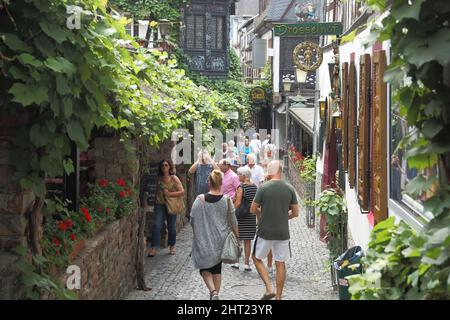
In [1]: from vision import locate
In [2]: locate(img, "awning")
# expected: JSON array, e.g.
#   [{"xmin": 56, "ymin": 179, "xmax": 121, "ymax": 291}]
[{"xmin": 288, "ymin": 107, "xmax": 315, "ymax": 135}]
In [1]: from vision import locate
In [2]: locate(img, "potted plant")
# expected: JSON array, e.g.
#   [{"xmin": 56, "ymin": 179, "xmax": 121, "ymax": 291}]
[
  {"xmin": 81, "ymin": 179, "xmax": 118, "ymax": 229},
  {"xmin": 112, "ymin": 179, "xmax": 137, "ymax": 219},
  {"xmin": 299, "ymin": 155, "xmax": 316, "ymax": 183},
  {"xmin": 41, "ymin": 199, "xmax": 84, "ymax": 271}
]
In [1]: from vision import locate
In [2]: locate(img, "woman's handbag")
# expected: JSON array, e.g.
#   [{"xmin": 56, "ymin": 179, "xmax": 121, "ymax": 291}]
[
  {"xmin": 164, "ymin": 176, "xmax": 186, "ymax": 215},
  {"xmin": 235, "ymin": 185, "xmax": 251, "ymax": 219},
  {"xmin": 221, "ymin": 197, "xmax": 241, "ymax": 264}
]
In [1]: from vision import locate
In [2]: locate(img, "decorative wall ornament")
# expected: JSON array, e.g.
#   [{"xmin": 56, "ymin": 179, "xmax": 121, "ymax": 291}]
[
  {"xmin": 293, "ymin": 41, "xmax": 323, "ymax": 72},
  {"xmin": 295, "ymin": 2, "xmax": 319, "ymax": 22}
]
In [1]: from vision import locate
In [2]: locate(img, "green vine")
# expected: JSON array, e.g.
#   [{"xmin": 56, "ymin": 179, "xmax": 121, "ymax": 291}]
[
  {"xmin": 347, "ymin": 0, "xmax": 450, "ymax": 299},
  {"xmin": 300, "ymin": 155, "xmax": 316, "ymax": 183},
  {"xmin": 316, "ymin": 188, "xmax": 347, "ymax": 260},
  {"xmin": 15, "ymin": 245, "xmax": 76, "ymax": 300},
  {"xmin": 0, "ymin": 0, "xmax": 229, "ymax": 199},
  {"xmin": 109, "ymin": 0, "xmax": 184, "ymax": 21},
  {"xmin": 0, "ymin": 0, "xmax": 237, "ymax": 298}
]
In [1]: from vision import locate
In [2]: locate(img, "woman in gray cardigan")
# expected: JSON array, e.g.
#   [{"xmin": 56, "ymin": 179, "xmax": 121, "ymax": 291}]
[{"xmin": 190, "ymin": 169, "xmax": 239, "ymax": 300}]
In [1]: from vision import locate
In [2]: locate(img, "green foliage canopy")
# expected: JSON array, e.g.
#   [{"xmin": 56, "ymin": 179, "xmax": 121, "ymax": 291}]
[{"xmin": 0, "ymin": 0, "xmax": 227, "ymax": 198}]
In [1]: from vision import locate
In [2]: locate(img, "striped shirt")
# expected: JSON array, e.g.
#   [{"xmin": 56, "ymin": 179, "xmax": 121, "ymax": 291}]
[{"xmin": 237, "ymin": 183, "xmax": 258, "ymax": 240}]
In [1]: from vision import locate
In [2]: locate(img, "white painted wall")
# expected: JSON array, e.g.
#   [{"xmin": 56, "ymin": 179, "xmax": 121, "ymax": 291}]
[{"xmin": 273, "ymin": 36, "xmax": 280, "ymax": 93}]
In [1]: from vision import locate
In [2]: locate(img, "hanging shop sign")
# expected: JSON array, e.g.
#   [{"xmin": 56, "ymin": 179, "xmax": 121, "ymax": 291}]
[
  {"xmin": 225, "ymin": 111, "xmax": 239, "ymax": 120},
  {"xmin": 250, "ymin": 87, "xmax": 266, "ymax": 104},
  {"xmin": 273, "ymin": 22, "xmax": 343, "ymax": 37},
  {"xmin": 293, "ymin": 41, "xmax": 323, "ymax": 71}
]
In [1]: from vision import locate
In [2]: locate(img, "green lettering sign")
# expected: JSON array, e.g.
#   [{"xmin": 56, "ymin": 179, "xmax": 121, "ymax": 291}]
[{"xmin": 273, "ymin": 22, "xmax": 343, "ymax": 37}]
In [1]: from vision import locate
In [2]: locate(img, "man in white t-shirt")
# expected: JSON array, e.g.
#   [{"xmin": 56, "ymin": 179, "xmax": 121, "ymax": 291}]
[
  {"xmin": 245, "ymin": 153, "xmax": 265, "ymax": 187},
  {"xmin": 249, "ymin": 133, "xmax": 262, "ymax": 163},
  {"xmin": 262, "ymin": 134, "xmax": 271, "ymax": 150}
]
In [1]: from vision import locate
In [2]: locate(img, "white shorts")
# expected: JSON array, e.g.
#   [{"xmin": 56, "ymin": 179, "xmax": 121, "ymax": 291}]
[{"xmin": 253, "ymin": 236, "xmax": 290, "ymax": 262}]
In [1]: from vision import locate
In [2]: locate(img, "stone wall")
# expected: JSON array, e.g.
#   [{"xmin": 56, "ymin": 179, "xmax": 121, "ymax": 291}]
[
  {"xmin": 90, "ymin": 137, "xmax": 140, "ymax": 187},
  {"xmin": 70, "ymin": 137, "xmax": 142, "ymax": 299},
  {"xmin": 0, "ymin": 113, "xmax": 36, "ymax": 299},
  {"xmin": 68, "ymin": 209, "xmax": 139, "ymax": 299},
  {"xmin": 0, "ymin": 132, "xmax": 190, "ymax": 299}
]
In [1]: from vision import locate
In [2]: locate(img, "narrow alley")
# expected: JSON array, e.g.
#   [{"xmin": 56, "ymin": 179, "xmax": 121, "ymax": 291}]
[
  {"xmin": 126, "ymin": 208, "xmax": 337, "ymax": 300},
  {"xmin": 1, "ymin": 0, "xmax": 448, "ymax": 303}
]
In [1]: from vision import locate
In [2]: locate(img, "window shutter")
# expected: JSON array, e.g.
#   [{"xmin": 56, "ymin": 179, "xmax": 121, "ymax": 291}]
[
  {"xmin": 358, "ymin": 54, "xmax": 371, "ymax": 212},
  {"xmin": 348, "ymin": 61, "xmax": 357, "ymax": 188},
  {"xmin": 372, "ymin": 50, "xmax": 388, "ymax": 224},
  {"xmin": 341, "ymin": 62, "xmax": 349, "ymax": 172}
]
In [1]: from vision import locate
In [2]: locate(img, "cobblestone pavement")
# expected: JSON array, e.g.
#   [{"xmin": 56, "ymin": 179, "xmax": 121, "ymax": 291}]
[{"xmin": 125, "ymin": 211, "xmax": 338, "ymax": 300}]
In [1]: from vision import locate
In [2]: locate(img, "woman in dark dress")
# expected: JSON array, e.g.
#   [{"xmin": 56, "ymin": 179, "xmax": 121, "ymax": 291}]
[{"xmin": 233, "ymin": 166, "xmax": 257, "ymax": 271}]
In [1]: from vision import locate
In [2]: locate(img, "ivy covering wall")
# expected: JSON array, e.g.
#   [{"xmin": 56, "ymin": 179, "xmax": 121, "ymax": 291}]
[{"xmin": 0, "ymin": 0, "xmax": 231, "ymax": 199}]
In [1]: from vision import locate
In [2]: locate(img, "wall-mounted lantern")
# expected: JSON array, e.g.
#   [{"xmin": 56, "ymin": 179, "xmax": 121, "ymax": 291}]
[
  {"xmin": 295, "ymin": 67, "xmax": 308, "ymax": 83},
  {"xmin": 319, "ymin": 99, "xmax": 326, "ymax": 120},
  {"xmin": 333, "ymin": 111, "xmax": 343, "ymax": 130}
]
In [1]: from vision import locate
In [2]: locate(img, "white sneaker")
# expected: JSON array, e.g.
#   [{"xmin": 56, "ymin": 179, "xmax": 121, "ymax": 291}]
[
  {"xmin": 231, "ymin": 262, "xmax": 240, "ymax": 269},
  {"xmin": 244, "ymin": 264, "xmax": 252, "ymax": 272}
]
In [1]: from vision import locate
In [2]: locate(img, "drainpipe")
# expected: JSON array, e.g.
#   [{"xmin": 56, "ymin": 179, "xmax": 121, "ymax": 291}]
[{"xmin": 333, "ymin": 0, "xmax": 337, "ymax": 22}]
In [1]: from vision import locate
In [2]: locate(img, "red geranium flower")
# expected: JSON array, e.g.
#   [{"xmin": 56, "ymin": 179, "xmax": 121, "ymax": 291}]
[
  {"xmin": 81, "ymin": 207, "xmax": 92, "ymax": 222},
  {"xmin": 52, "ymin": 237, "xmax": 61, "ymax": 247},
  {"xmin": 70, "ymin": 233, "xmax": 76, "ymax": 241},
  {"xmin": 98, "ymin": 207, "xmax": 103, "ymax": 213},
  {"xmin": 57, "ymin": 221, "xmax": 67, "ymax": 232},
  {"xmin": 119, "ymin": 191, "xmax": 126, "ymax": 198},
  {"xmin": 98, "ymin": 179, "xmax": 108, "ymax": 188},
  {"xmin": 106, "ymin": 208, "xmax": 110, "ymax": 214},
  {"xmin": 116, "ymin": 179, "xmax": 126, "ymax": 187},
  {"xmin": 64, "ymin": 219, "xmax": 73, "ymax": 229}
]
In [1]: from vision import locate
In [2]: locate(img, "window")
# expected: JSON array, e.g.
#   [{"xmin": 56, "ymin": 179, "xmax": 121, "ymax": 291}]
[
  {"xmin": 390, "ymin": 103, "xmax": 435, "ymax": 226},
  {"xmin": 211, "ymin": 16, "xmax": 225, "ymax": 50},
  {"xmin": 186, "ymin": 15, "xmax": 205, "ymax": 49},
  {"xmin": 125, "ymin": 17, "xmax": 133, "ymax": 36}
]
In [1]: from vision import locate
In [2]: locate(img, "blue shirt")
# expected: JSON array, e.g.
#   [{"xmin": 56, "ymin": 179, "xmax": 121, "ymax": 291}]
[
  {"xmin": 194, "ymin": 164, "xmax": 213, "ymax": 197},
  {"xmin": 240, "ymin": 146, "xmax": 253, "ymax": 165}
]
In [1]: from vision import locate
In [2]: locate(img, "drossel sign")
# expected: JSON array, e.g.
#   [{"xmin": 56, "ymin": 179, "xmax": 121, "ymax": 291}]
[{"xmin": 273, "ymin": 22, "xmax": 343, "ymax": 37}]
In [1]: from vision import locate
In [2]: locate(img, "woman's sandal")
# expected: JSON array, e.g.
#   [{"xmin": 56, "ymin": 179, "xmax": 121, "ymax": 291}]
[
  {"xmin": 148, "ymin": 248, "xmax": 156, "ymax": 257},
  {"xmin": 169, "ymin": 246, "xmax": 176, "ymax": 255}
]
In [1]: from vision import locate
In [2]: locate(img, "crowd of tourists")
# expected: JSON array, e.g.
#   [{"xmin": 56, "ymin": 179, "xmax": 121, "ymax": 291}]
[{"xmin": 147, "ymin": 132, "xmax": 299, "ymax": 300}]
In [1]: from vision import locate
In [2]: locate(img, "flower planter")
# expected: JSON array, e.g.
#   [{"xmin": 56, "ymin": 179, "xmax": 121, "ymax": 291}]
[{"xmin": 69, "ymin": 239, "xmax": 86, "ymax": 261}]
